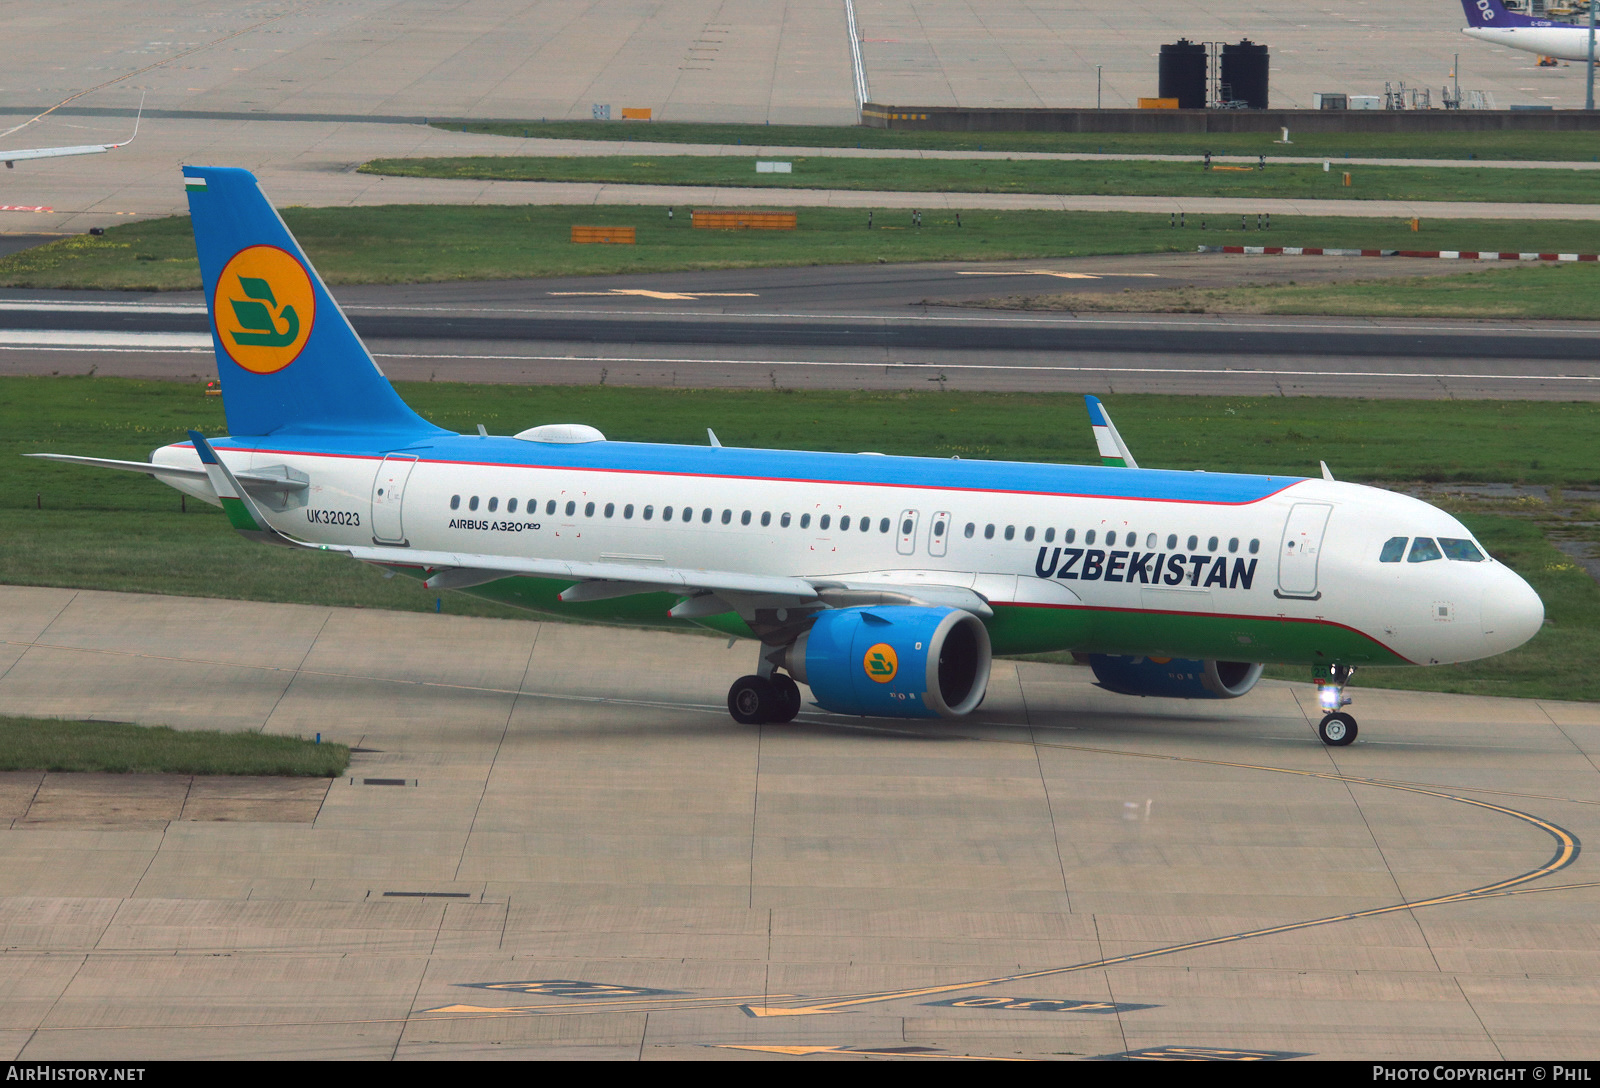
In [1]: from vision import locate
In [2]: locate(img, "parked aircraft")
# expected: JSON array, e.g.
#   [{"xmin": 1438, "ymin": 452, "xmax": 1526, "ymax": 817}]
[
  {"xmin": 1460, "ymin": 0, "xmax": 1599, "ymax": 63},
  {"xmin": 30, "ymin": 167, "xmax": 1546, "ymax": 746}
]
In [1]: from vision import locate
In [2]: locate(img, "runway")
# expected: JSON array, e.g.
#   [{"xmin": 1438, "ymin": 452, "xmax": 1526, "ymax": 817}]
[
  {"xmin": 0, "ymin": 584, "xmax": 1594, "ymax": 1059},
  {"xmin": 4, "ymin": 257, "xmax": 1597, "ymax": 399}
]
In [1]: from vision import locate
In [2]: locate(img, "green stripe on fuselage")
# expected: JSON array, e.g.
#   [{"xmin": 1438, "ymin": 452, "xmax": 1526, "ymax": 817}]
[{"xmin": 410, "ymin": 571, "xmax": 1404, "ymax": 667}]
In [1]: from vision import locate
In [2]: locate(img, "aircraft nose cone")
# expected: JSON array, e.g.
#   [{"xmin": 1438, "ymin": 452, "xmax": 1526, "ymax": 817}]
[{"xmin": 1481, "ymin": 568, "xmax": 1544, "ymax": 655}]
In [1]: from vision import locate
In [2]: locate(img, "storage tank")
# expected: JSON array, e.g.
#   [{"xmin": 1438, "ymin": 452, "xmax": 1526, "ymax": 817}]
[
  {"xmin": 1220, "ymin": 40, "xmax": 1269, "ymax": 109},
  {"xmin": 1158, "ymin": 39, "xmax": 1207, "ymax": 110}
]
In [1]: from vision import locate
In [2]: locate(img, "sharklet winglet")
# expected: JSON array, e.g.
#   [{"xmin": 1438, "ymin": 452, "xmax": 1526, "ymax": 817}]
[
  {"xmin": 1084, "ymin": 395, "xmax": 1139, "ymax": 470},
  {"xmin": 187, "ymin": 430, "xmax": 295, "ymax": 544}
]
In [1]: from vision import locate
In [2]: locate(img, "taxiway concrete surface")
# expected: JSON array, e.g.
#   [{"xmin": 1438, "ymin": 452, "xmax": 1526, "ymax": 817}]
[{"xmin": 0, "ymin": 585, "xmax": 1596, "ymax": 1059}]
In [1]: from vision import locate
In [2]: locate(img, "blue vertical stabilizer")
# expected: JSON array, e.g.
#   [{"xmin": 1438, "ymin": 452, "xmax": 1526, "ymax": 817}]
[{"xmin": 182, "ymin": 166, "xmax": 448, "ymax": 439}]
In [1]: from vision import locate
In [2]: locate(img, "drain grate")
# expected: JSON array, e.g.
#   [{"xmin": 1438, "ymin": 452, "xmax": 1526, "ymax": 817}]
[{"xmin": 383, "ymin": 891, "xmax": 472, "ymax": 898}]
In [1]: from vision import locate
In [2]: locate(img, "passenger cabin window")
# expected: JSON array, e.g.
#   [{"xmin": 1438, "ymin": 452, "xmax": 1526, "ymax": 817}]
[
  {"xmin": 880, "ymin": 518, "xmax": 891, "ymax": 533},
  {"xmin": 841, "ymin": 516, "xmax": 851, "ymax": 531},
  {"xmin": 722, "ymin": 509, "xmax": 733, "ymax": 525},
  {"xmin": 508, "ymin": 499, "xmax": 518, "ymax": 514},
  {"xmin": 860, "ymin": 517, "xmax": 870, "ymax": 532},
  {"xmin": 624, "ymin": 504, "xmax": 634, "ymax": 519},
  {"xmin": 1044, "ymin": 528, "xmax": 1055, "ymax": 543},
  {"xmin": 1380, "ymin": 537, "xmax": 1407, "ymax": 563},
  {"xmin": 1408, "ymin": 537, "xmax": 1444, "ymax": 563},
  {"xmin": 1147, "ymin": 533, "xmax": 1157, "ymax": 549},
  {"xmin": 800, "ymin": 514, "xmax": 811, "ymax": 529},
  {"xmin": 1249, "ymin": 538, "xmax": 1260, "ymax": 554},
  {"xmin": 1167, "ymin": 534, "xmax": 1177, "ymax": 549},
  {"xmin": 984, "ymin": 524, "xmax": 995, "ymax": 540},
  {"xmin": 1207, "ymin": 536, "xmax": 1218, "ymax": 552},
  {"xmin": 701, "ymin": 508, "xmax": 713, "ymax": 523},
  {"xmin": 604, "ymin": 503, "xmax": 614, "ymax": 518},
  {"xmin": 1440, "ymin": 538, "xmax": 1485, "ymax": 562},
  {"xmin": 643, "ymin": 505, "xmax": 654, "ymax": 520},
  {"xmin": 663, "ymin": 506, "xmax": 673, "ymax": 520},
  {"xmin": 742, "ymin": 511, "xmax": 752, "ymax": 526},
  {"xmin": 1064, "ymin": 528, "xmax": 1075, "ymax": 544},
  {"xmin": 1085, "ymin": 530, "xmax": 1096, "ymax": 545},
  {"xmin": 564, "ymin": 501, "xmax": 576, "ymax": 516},
  {"xmin": 469, "ymin": 496, "xmax": 479, "ymax": 511},
  {"xmin": 1004, "ymin": 526, "xmax": 1015, "ymax": 541},
  {"xmin": 780, "ymin": 513, "xmax": 791, "ymax": 528},
  {"xmin": 488, "ymin": 497, "xmax": 498, "ymax": 512},
  {"xmin": 450, "ymin": 495, "xmax": 460, "ymax": 510},
  {"xmin": 1187, "ymin": 535, "xmax": 1198, "ymax": 550},
  {"xmin": 964, "ymin": 523, "xmax": 975, "ymax": 539},
  {"xmin": 1024, "ymin": 527, "xmax": 1034, "ymax": 542},
  {"xmin": 760, "ymin": 512, "xmax": 771, "ymax": 527},
  {"xmin": 546, "ymin": 500, "xmax": 557, "ymax": 515},
  {"xmin": 820, "ymin": 515, "xmax": 831, "ymax": 530},
  {"xmin": 1228, "ymin": 537, "xmax": 1239, "ymax": 553},
  {"xmin": 583, "ymin": 502, "xmax": 594, "ymax": 517}
]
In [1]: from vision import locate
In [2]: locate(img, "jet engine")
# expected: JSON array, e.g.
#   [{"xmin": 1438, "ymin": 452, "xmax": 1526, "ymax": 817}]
[
  {"xmin": 1085, "ymin": 655, "xmax": 1263, "ymax": 699},
  {"xmin": 780, "ymin": 605, "xmax": 992, "ymax": 719}
]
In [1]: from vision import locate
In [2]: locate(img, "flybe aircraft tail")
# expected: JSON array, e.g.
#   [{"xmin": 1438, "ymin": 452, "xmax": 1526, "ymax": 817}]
[
  {"xmin": 1459, "ymin": 0, "xmax": 1541, "ymax": 28},
  {"xmin": 182, "ymin": 166, "xmax": 446, "ymax": 439}
]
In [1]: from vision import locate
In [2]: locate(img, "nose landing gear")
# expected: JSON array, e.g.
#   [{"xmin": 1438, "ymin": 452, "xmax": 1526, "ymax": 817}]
[{"xmin": 1315, "ymin": 664, "xmax": 1357, "ymax": 746}]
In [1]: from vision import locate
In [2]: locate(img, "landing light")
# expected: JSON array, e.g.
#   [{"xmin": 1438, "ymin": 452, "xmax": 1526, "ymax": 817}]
[{"xmin": 1317, "ymin": 684, "xmax": 1341, "ymax": 710}]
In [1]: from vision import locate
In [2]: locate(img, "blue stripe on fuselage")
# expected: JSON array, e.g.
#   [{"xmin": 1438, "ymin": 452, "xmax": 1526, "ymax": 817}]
[{"xmin": 200, "ymin": 433, "xmax": 1303, "ymax": 504}]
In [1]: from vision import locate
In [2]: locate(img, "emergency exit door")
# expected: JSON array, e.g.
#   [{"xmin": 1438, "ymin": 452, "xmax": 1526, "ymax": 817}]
[
  {"xmin": 370, "ymin": 454, "xmax": 418, "ymax": 545},
  {"xmin": 1277, "ymin": 502, "xmax": 1332, "ymax": 599}
]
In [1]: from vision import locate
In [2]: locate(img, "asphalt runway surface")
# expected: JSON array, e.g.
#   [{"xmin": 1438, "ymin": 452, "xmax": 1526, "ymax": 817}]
[{"xmin": 2, "ymin": 255, "xmax": 1596, "ymax": 400}]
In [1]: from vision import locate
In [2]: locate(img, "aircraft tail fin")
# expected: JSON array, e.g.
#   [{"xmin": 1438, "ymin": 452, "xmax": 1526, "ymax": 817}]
[
  {"xmin": 1459, "ymin": 0, "xmax": 1541, "ymax": 28},
  {"xmin": 182, "ymin": 166, "xmax": 448, "ymax": 439},
  {"xmin": 1084, "ymin": 395, "xmax": 1139, "ymax": 469}
]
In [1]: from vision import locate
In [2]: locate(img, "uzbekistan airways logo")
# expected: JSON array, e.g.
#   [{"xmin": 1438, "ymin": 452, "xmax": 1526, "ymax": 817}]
[
  {"xmin": 213, "ymin": 245, "xmax": 315, "ymax": 374},
  {"xmin": 863, "ymin": 643, "xmax": 898, "ymax": 683}
]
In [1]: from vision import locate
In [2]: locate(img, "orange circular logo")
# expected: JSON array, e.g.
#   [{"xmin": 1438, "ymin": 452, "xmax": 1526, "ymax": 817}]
[
  {"xmin": 213, "ymin": 245, "xmax": 315, "ymax": 374},
  {"xmin": 863, "ymin": 643, "xmax": 898, "ymax": 684}
]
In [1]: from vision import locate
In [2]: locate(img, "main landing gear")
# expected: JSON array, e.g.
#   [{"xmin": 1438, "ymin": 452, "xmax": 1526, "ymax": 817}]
[
  {"xmin": 728, "ymin": 672, "xmax": 802, "ymax": 725},
  {"xmin": 1315, "ymin": 664, "xmax": 1357, "ymax": 746}
]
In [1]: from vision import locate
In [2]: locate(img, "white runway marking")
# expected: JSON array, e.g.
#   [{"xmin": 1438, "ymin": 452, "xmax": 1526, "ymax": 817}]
[{"xmin": 0, "ymin": 330, "xmax": 210, "ymax": 349}]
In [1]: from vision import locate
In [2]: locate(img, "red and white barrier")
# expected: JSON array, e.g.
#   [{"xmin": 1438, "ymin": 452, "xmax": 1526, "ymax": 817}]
[{"xmin": 1199, "ymin": 245, "xmax": 1599, "ymax": 261}]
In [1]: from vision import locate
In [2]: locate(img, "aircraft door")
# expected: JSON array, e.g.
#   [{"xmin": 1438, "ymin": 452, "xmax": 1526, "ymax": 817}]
[
  {"xmin": 371, "ymin": 454, "xmax": 418, "ymax": 545},
  {"xmin": 928, "ymin": 510, "xmax": 951, "ymax": 557},
  {"xmin": 1277, "ymin": 502, "xmax": 1332, "ymax": 599},
  {"xmin": 896, "ymin": 509, "xmax": 919, "ymax": 556}
]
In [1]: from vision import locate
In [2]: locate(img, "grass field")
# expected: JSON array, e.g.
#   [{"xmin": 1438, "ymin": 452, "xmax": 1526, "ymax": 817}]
[
  {"xmin": 981, "ymin": 261, "xmax": 1600, "ymax": 320},
  {"xmin": 4, "ymin": 376, "xmax": 1598, "ymax": 701},
  {"xmin": 8, "ymin": 206, "xmax": 1600, "ymax": 293},
  {"xmin": 0, "ymin": 717, "xmax": 349, "ymax": 776},
  {"xmin": 436, "ymin": 119, "xmax": 1600, "ymax": 163},
  {"xmin": 362, "ymin": 153, "xmax": 1600, "ymax": 204}
]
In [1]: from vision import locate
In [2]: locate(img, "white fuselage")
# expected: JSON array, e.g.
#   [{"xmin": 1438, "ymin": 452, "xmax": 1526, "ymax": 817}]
[
  {"xmin": 151, "ymin": 438, "xmax": 1544, "ymax": 669},
  {"xmin": 1464, "ymin": 24, "xmax": 1600, "ymax": 62}
]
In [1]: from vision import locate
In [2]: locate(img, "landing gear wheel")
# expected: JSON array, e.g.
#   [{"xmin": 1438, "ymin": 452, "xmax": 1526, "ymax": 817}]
[
  {"xmin": 769, "ymin": 674, "xmax": 802, "ymax": 723},
  {"xmin": 1318, "ymin": 711, "xmax": 1358, "ymax": 747},
  {"xmin": 728, "ymin": 675, "xmax": 778, "ymax": 725}
]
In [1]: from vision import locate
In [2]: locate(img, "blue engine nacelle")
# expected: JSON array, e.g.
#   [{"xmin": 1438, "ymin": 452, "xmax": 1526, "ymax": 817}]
[
  {"xmin": 1085, "ymin": 655, "xmax": 1264, "ymax": 699},
  {"xmin": 782, "ymin": 605, "xmax": 992, "ymax": 719}
]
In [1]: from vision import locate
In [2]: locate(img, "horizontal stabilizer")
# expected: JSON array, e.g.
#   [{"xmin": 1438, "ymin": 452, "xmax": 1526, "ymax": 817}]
[{"xmin": 25, "ymin": 452, "xmax": 308, "ymax": 493}]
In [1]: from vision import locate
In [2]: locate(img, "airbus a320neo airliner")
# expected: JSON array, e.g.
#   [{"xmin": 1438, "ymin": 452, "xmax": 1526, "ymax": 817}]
[{"xmin": 33, "ymin": 167, "xmax": 1546, "ymax": 746}]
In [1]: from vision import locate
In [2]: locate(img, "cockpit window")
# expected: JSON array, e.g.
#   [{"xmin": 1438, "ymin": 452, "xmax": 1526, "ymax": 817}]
[
  {"xmin": 1407, "ymin": 537, "xmax": 1443, "ymax": 563},
  {"xmin": 1439, "ymin": 538, "xmax": 1485, "ymax": 562},
  {"xmin": 1379, "ymin": 537, "xmax": 1407, "ymax": 563}
]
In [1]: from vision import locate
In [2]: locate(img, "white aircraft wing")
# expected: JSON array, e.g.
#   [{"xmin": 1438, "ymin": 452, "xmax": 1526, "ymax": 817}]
[
  {"xmin": 328, "ymin": 544, "xmax": 821, "ymax": 600},
  {"xmin": 2, "ymin": 101, "xmax": 140, "ymax": 167}
]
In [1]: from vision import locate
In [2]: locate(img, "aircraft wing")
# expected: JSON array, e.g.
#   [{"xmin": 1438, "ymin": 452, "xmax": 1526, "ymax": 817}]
[
  {"xmin": 2, "ymin": 143, "xmax": 116, "ymax": 164},
  {"xmin": 2, "ymin": 100, "xmax": 140, "ymax": 167},
  {"xmin": 327, "ymin": 544, "xmax": 822, "ymax": 602},
  {"xmin": 24, "ymin": 452, "xmax": 308, "ymax": 494}
]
